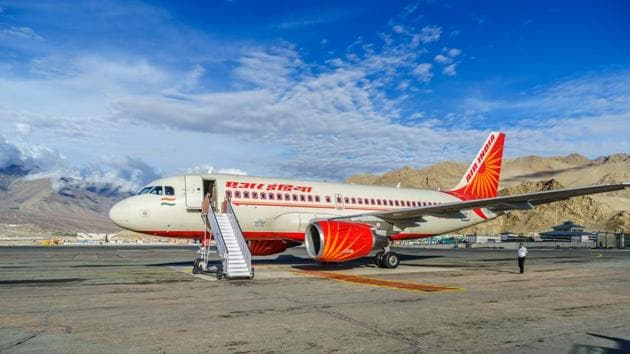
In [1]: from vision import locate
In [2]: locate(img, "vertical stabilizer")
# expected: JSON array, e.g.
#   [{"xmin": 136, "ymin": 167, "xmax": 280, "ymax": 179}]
[{"xmin": 447, "ymin": 132, "xmax": 505, "ymax": 200}]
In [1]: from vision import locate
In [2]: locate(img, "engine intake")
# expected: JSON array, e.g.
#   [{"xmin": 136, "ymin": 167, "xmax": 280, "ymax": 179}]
[{"xmin": 305, "ymin": 220, "xmax": 386, "ymax": 262}]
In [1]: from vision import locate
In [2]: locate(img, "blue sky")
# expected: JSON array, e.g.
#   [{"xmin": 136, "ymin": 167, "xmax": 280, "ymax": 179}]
[{"xmin": 0, "ymin": 0, "xmax": 628, "ymax": 191}]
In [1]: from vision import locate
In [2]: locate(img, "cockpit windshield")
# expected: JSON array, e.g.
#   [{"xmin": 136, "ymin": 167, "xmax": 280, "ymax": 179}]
[
  {"xmin": 149, "ymin": 186, "xmax": 164, "ymax": 195},
  {"xmin": 137, "ymin": 185, "xmax": 174, "ymax": 196},
  {"xmin": 137, "ymin": 186, "xmax": 153, "ymax": 195}
]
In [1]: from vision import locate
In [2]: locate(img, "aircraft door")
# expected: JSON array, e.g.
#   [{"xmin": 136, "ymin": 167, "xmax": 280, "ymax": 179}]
[
  {"xmin": 335, "ymin": 193, "xmax": 344, "ymax": 210},
  {"xmin": 184, "ymin": 175, "xmax": 204, "ymax": 209}
]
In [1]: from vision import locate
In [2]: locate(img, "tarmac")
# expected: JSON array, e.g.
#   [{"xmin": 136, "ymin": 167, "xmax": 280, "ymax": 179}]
[{"xmin": 1, "ymin": 246, "xmax": 629, "ymax": 353}]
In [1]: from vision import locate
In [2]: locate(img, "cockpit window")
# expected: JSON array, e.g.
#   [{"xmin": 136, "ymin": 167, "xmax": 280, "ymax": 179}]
[
  {"xmin": 137, "ymin": 186, "xmax": 153, "ymax": 195},
  {"xmin": 164, "ymin": 186, "xmax": 175, "ymax": 196},
  {"xmin": 149, "ymin": 186, "xmax": 163, "ymax": 195}
]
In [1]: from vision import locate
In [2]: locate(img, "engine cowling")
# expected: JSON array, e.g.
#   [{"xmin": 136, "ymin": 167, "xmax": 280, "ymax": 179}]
[
  {"xmin": 305, "ymin": 220, "xmax": 386, "ymax": 262},
  {"xmin": 248, "ymin": 240, "xmax": 289, "ymax": 256}
]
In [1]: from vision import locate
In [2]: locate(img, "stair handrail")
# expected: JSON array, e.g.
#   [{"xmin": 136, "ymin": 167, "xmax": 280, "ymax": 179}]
[
  {"xmin": 225, "ymin": 198, "xmax": 252, "ymax": 271},
  {"xmin": 207, "ymin": 205, "xmax": 229, "ymax": 272}
]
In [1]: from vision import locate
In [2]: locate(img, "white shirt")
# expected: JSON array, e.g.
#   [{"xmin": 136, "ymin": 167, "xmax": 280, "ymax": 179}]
[{"xmin": 518, "ymin": 246, "xmax": 528, "ymax": 258}]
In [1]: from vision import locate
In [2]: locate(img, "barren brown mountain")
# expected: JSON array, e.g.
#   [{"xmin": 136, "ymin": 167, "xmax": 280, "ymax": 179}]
[{"xmin": 347, "ymin": 154, "xmax": 630, "ymax": 233}]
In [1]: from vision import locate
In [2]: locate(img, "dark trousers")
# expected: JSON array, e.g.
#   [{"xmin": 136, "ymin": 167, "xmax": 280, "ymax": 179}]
[{"xmin": 518, "ymin": 257, "xmax": 525, "ymax": 273}]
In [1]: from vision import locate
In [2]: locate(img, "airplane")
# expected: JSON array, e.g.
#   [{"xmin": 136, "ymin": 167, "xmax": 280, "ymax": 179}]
[{"xmin": 109, "ymin": 132, "xmax": 629, "ymax": 271}]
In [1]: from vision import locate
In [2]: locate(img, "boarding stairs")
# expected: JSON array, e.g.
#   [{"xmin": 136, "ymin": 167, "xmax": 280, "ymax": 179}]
[{"xmin": 204, "ymin": 199, "xmax": 253, "ymax": 280}]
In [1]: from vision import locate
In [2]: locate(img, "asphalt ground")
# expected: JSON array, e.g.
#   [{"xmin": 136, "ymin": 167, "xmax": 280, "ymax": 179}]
[{"xmin": 0, "ymin": 246, "xmax": 629, "ymax": 353}]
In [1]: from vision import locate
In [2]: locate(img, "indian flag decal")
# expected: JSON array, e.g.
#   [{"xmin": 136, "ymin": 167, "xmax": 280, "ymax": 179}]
[{"xmin": 161, "ymin": 197, "xmax": 176, "ymax": 206}]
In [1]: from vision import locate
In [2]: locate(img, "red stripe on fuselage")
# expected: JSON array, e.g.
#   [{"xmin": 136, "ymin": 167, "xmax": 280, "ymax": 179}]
[{"xmin": 137, "ymin": 230, "xmax": 305, "ymax": 242}]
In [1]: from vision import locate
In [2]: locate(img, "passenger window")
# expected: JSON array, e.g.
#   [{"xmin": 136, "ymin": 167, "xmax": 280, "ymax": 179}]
[
  {"xmin": 150, "ymin": 186, "xmax": 163, "ymax": 195},
  {"xmin": 225, "ymin": 190, "xmax": 232, "ymax": 199},
  {"xmin": 406, "ymin": 201, "xmax": 411, "ymax": 207},
  {"xmin": 137, "ymin": 186, "xmax": 152, "ymax": 195},
  {"xmin": 412, "ymin": 201, "xmax": 417, "ymax": 207},
  {"xmin": 268, "ymin": 193, "xmax": 274, "ymax": 200},
  {"xmin": 284, "ymin": 194, "xmax": 291, "ymax": 201},
  {"xmin": 252, "ymin": 192, "xmax": 258, "ymax": 199},
  {"xmin": 300, "ymin": 195, "xmax": 306, "ymax": 202},
  {"xmin": 344, "ymin": 197, "xmax": 350, "ymax": 203},
  {"xmin": 336, "ymin": 196, "xmax": 342, "ymax": 204},
  {"xmin": 243, "ymin": 191, "xmax": 250, "ymax": 199},
  {"xmin": 351, "ymin": 197, "xmax": 356, "ymax": 204},
  {"xmin": 277, "ymin": 193, "xmax": 283, "ymax": 200},
  {"xmin": 234, "ymin": 191, "xmax": 241, "ymax": 198},
  {"xmin": 325, "ymin": 196, "xmax": 331, "ymax": 203},
  {"xmin": 377, "ymin": 199, "xmax": 382, "ymax": 206},
  {"xmin": 395, "ymin": 200, "xmax": 399, "ymax": 206},
  {"xmin": 260, "ymin": 193, "xmax": 266, "ymax": 200},
  {"xmin": 358, "ymin": 198, "xmax": 363, "ymax": 204},
  {"xmin": 315, "ymin": 195, "xmax": 321, "ymax": 202},
  {"xmin": 292, "ymin": 194, "xmax": 298, "ymax": 201},
  {"xmin": 164, "ymin": 186, "xmax": 175, "ymax": 196},
  {"xmin": 371, "ymin": 198, "xmax": 375, "ymax": 205},
  {"xmin": 307, "ymin": 195, "xmax": 313, "ymax": 202}
]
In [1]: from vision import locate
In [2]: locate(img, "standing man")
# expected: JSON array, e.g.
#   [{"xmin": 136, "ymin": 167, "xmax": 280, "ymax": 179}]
[{"xmin": 518, "ymin": 242, "xmax": 528, "ymax": 274}]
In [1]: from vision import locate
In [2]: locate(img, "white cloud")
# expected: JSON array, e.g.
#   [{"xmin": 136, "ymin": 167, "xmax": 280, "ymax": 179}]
[
  {"xmin": 418, "ymin": 25, "xmax": 442, "ymax": 44},
  {"xmin": 447, "ymin": 48, "xmax": 461, "ymax": 57},
  {"xmin": 413, "ymin": 63, "xmax": 433, "ymax": 82},
  {"xmin": 15, "ymin": 123, "xmax": 31, "ymax": 136},
  {"xmin": 185, "ymin": 164, "xmax": 247, "ymax": 175},
  {"xmin": 392, "ymin": 25, "xmax": 405, "ymax": 33},
  {"xmin": 0, "ymin": 136, "xmax": 23, "ymax": 171},
  {"xmin": 1, "ymin": 26, "xmax": 43, "ymax": 41},
  {"xmin": 0, "ymin": 134, "xmax": 160, "ymax": 196},
  {"xmin": 434, "ymin": 54, "xmax": 452, "ymax": 64},
  {"xmin": 442, "ymin": 64, "xmax": 456, "ymax": 76}
]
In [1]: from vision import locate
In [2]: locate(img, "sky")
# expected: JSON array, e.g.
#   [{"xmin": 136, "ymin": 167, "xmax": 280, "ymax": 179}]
[{"xmin": 0, "ymin": 0, "xmax": 629, "ymax": 192}]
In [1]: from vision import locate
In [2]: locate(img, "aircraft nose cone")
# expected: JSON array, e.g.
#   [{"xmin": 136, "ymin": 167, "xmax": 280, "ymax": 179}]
[{"xmin": 109, "ymin": 199, "xmax": 131, "ymax": 229}]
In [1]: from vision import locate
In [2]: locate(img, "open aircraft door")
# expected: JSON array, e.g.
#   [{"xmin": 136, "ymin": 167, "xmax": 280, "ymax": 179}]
[{"xmin": 184, "ymin": 175, "xmax": 204, "ymax": 209}]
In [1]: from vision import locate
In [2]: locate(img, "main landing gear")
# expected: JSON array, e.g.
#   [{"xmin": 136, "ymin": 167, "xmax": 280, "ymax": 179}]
[{"xmin": 375, "ymin": 246, "xmax": 399, "ymax": 269}]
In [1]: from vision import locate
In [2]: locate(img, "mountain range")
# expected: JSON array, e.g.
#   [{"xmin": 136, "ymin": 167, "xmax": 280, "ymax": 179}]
[{"xmin": 0, "ymin": 153, "xmax": 628, "ymax": 235}]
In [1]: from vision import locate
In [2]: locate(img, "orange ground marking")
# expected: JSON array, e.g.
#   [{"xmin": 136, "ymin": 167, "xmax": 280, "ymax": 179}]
[{"xmin": 295, "ymin": 269, "xmax": 462, "ymax": 293}]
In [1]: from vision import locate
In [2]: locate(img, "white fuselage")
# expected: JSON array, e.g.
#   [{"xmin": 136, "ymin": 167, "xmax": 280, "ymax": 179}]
[{"xmin": 109, "ymin": 173, "xmax": 499, "ymax": 242}]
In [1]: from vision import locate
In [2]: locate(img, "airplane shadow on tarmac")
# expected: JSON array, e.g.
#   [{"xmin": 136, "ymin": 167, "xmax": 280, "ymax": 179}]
[
  {"xmin": 148, "ymin": 253, "xmax": 444, "ymax": 269},
  {"xmin": 569, "ymin": 333, "xmax": 630, "ymax": 354}
]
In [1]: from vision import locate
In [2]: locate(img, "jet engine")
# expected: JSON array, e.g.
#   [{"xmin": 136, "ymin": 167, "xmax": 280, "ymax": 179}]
[
  {"xmin": 304, "ymin": 220, "xmax": 387, "ymax": 262},
  {"xmin": 248, "ymin": 240, "xmax": 289, "ymax": 256}
]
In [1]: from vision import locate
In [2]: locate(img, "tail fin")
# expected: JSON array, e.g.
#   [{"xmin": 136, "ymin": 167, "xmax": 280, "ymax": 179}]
[{"xmin": 447, "ymin": 132, "xmax": 505, "ymax": 200}]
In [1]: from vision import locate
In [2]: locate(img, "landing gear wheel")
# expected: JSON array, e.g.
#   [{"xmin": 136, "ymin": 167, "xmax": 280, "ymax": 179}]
[
  {"xmin": 383, "ymin": 252, "xmax": 399, "ymax": 269},
  {"xmin": 192, "ymin": 258, "xmax": 202, "ymax": 274},
  {"xmin": 375, "ymin": 251, "xmax": 385, "ymax": 268}
]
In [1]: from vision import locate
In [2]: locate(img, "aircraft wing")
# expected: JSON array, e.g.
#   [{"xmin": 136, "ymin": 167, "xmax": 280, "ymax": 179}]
[{"xmin": 330, "ymin": 183, "xmax": 629, "ymax": 221}]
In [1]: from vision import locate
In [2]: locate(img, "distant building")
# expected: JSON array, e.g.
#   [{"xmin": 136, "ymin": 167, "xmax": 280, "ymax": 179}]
[
  {"xmin": 500, "ymin": 232, "xmax": 529, "ymax": 242},
  {"xmin": 465, "ymin": 235, "xmax": 501, "ymax": 244},
  {"xmin": 540, "ymin": 221, "xmax": 595, "ymax": 241}
]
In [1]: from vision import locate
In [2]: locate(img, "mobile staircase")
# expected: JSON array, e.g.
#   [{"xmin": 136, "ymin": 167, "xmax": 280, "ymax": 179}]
[{"xmin": 200, "ymin": 198, "xmax": 253, "ymax": 280}]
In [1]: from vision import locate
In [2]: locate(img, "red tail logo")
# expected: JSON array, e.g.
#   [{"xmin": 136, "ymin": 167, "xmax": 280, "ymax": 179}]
[{"xmin": 447, "ymin": 132, "xmax": 505, "ymax": 201}]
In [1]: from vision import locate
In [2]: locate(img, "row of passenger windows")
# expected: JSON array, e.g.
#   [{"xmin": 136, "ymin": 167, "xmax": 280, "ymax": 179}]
[
  {"xmin": 225, "ymin": 190, "xmax": 443, "ymax": 208},
  {"xmin": 137, "ymin": 185, "xmax": 175, "ymax": 196}
]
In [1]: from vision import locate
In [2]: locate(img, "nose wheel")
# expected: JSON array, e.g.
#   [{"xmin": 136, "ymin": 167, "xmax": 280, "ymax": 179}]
[{"xmin": 375, "ymin": 251, "xmax": 399, "ymax": 269}]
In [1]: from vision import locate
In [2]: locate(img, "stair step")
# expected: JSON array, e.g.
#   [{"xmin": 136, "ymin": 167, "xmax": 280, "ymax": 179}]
[{"xmin": 206, "ymin": 211, "xmax": 252, "ymax": 280}]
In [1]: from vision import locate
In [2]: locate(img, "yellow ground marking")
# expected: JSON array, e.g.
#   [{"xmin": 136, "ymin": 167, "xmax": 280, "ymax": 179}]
[{"xmin": 293, "ymin": 268, "xmax": 462, "ymax": 293}]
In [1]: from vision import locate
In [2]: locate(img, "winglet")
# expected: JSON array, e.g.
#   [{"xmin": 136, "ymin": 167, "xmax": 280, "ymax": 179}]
[{"xmin": 447, "ymin": 132, "xmax": 506, "ymax": 200}]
